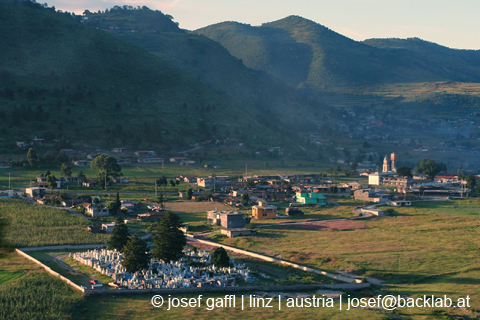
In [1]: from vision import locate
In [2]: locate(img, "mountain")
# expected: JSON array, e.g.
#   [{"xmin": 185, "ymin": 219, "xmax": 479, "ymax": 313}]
[
  {"xmin": 0, "ymin": 1, "xmax": 287, "ymax": 151},
  {"xmin": 80, "ymin": 9, "xmax": 338, "ymax": 135},
  {"xmin": 196, "ymin": 16, "xmax": 480, "ymax": 91}
]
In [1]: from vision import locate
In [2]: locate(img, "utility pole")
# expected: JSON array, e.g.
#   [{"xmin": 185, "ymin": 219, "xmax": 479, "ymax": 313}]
[
  {"xmin": 155, "ymin": 180, "xmax": 157, "ymax": 197},
  {"xmin": 245, "ymin": 164, "xmax": 247, "ymax": 176}
]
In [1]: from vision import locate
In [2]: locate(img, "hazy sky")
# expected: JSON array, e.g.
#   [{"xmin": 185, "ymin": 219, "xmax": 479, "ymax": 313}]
[{"xmin": 46, "ymin": 0, "xmax": 480, "ymax": 49}]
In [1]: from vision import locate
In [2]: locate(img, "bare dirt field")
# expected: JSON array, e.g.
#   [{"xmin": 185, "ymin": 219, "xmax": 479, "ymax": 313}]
[
  {"xmin": 292, "ymin": 220, "xmax": 367, "ymax": 231},
  {"xmin": 164, "ymin": 200, "xmax": 234, "ymax": 213}
]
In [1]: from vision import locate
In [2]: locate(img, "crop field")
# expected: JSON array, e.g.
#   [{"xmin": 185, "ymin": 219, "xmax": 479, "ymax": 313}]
[{"xmin": 0, "ymin": 199, "xmax": 109, "ymax": 247}]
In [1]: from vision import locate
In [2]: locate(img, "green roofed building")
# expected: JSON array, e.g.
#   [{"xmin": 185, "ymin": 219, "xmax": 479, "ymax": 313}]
[{"xmin": 295, "ymin": 191, "xmax": 326, "ymax": 205}]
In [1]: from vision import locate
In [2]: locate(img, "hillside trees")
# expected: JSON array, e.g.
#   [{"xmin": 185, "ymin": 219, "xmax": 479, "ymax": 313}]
[
  {"xmin": 27, "ymin": 148, "xmax": 37, "ymax": 167},
  {"xmin": 152, "ymin": 212, "xmax": 186, "ymax": 263}
]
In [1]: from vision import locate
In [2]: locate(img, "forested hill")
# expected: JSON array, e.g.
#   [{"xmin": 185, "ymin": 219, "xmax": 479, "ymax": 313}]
[
  {"xmin": 0, "ymin": 1, "xmax": 288, "ymax": 150},
  {"xmin": 196, "ymin": 16, "xmax": 480, "ymax": 91}
]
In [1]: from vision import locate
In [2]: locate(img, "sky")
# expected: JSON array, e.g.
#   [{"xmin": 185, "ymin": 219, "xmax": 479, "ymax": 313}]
[{"xmin": 46, "ymin": 0, "xmax": 480, "ymax": 49}]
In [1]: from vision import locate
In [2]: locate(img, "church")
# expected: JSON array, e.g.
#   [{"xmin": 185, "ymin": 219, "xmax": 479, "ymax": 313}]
[{"xmin": 368, "ymin": 153, "xmax": 412, "ymax": 188}]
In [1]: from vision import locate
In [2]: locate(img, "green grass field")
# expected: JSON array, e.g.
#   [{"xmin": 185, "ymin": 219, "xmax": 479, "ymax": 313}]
[{"xmin": 205, "ymin": 199, "xmax": 480, "ymax": 312}]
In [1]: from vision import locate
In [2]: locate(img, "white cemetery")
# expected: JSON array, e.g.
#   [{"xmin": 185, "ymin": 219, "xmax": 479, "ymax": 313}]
[{"xmin": 70, "ymin": 247, "xmax": 254, "ymax": 290}]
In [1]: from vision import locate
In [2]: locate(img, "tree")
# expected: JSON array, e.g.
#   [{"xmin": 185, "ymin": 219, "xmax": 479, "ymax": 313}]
[
  {"xmin": 107, "ymin": 220, "xmax": 130, "ymax": 251},
  {"xmin": 114, "ymin": 192, "xmax": 121, "ymax": 211},
  {"xmin": 416, "ymin": 158, "xmax": 441, "ymax": 180},
  {"xmin": 60, "ymin": 163, "xmax": 72, "ymax": 177},
  {"xmin": 466, "ymin": 174, "xmax": 476, "ymax": 191},
  {"xmin": 350, "ymin": 161, "xmax": 357, "ymax": 172},
  {"xmin": 156, "ymin": 176, "xmax": 168, "ymax": 191},
  {"xmin": 186, "ymin": 188, "xmax": 193, "ymax": 200},
  {"xmin": 46, "ymin": 174, "xmax": 57, "ymax": 190},
  {"xmin": 27, "ymin": 148, "xmax": 37, "ymax": 167},
  {"xmin": 91, "ymin": 155, "xmax": 122, "ymax": 189},
  {"xmin": 77, "ymin": 170, "xmax": 87, "ymax": 182},
  {"xmin": 419, "ymin": 186, "xmax": 425, "ymax": 197},
  {"xmin": 121, "ymin": 235, "xmax": 150, "ymax": 273},
  {"xmin": 241, "ymin": 193, "xmax": 249, "ymax": 206},
  {"xmin": 152, "ymin": 212, "xmax": 186, "ymax": 263},
  {"xmin": 396, "ymin": 166, "xmax": 413, "ymax": 178},
  {"xmin": 211, "ymin": 247, "xmax": 230, "ymax": 268},
  {"xmin": 170, "ymin": 179, "xmax": 175, "ymax": 187}
]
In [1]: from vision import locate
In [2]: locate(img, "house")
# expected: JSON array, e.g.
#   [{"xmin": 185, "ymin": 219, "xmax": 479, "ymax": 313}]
[
  {"xmin": 354, "ymin": 189, "xmax": 389, "ymax": 203},
  {"xmin": 87, "ymin": 225, "xmax": 101, "ymax": 233},
  {"xmin": 73, "ymin": 160, "xmax": 91, "ymax": 167},
  {"xmin": 435, "ymin": 173, "xmax": 460, "ymax": 183},
  {"xmin": 170, "ymin": 157, "xmax": 188, "ymax": 163},
  {"xmin": 207, "ymin": 211, "xmax": 247, "ymax": 228},
  {"xmin": 33, "ymin": 137, "xmax": 45, "ymax": 145},
  {"xmin": 61, "ymin": 176, "xmax": 79, "ymax": 184},
  {"xmin": 85, "ymin": 204, "xmax": 110, "ymax": 218},
  {"xmin": 16, "ymin": 141, "xmax": 28, "ymax": 148},
  {"xmin": 111, "ymin": 147, "xmax": 126, "ymax": 153},
  {"xmin": 101, "ymin": 222, "xmax": 116, "ymax": 233},
  {"xmin": 61, "ymin": 199, "xmax": 84, "ymax": 207},
  {"xmin": 179, "ymin": 175, "xmax": 197, "ymax": 183},
  {"xmin": 112, "ymin": 177, "xmax": 129, "ymax": 184},
  {"xmin": 137, "ymin": 210, "xmax": 165, "ymax": 221},
  {"xmin": 0, "ymin": 190, "xmax": 15, "ymax": 199},
  {"xmin": 77, "ymin": 195, "xmax": 92, "ymax": 203},
  {"xmin": 359, "ymin": 207, "xmax": 385, "ymax": 216},
  {"xmin": 295, "ymin": 191, "xmax": 326, "ymax": 205},
  {"xmin": 137, "ymin": 158, "xmax": 164, "ymax": 164},
  {"xmin": 134, "ymin": 150, "xmax": 156, "ymax": 157},
  {"xmin": 36, "ymin": 176, "xmax": 49, "ymax": 188},
  {"xmin": 252, "ymin": 200, "xmax": 277, "ymax": 219},
  {"xmin": 25, "ymin": 187, "xmax": 46, "ymax": 198},
  {"xmin": 347, "ymin": 181, "xmax": 363, "ymax": 190},
  {"xmin": 179, "ymin": 160, "xmax": 196, "ymax": 166},
  {"xmin": 388, "ymin": 200, "xmax": 412, "ymax": 207},
  {"xmin": 0, "ymin": 163, "xmax": 12, "ymax": 169},
  {"xmin": 221, "ymin": 228, "xmax": 257, "ymax": 238},
  {"xmin": 197, "ymin": 177, "xmax": 213, "ymax": 188},
  {"xmin": 83, "ymin": 180, "xmax": 97, "ymax": 188},
  {"xmin": 231, "ymin": 189, "xmax": 247, "ymax": 197}
]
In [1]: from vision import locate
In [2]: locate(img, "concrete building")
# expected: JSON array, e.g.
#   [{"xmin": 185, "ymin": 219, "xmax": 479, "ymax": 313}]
[
  {"xmin": 295, "ymin": 191, "xmax": 326, "ymax": 205},
  {"xmin": 25, "ymin": 187, "xmax": 46, "ymax": 198},
  {"xmin": 86, "ymin": 204, "xmax": 110, "ymax": 218},
  {"xmin": 354, "ymin": 189, "xmax": 390, "ymax": 203},
  {"xmin": 102, "ymin": 222, "xmax": 116, "ymax": 233},
  {"xmin": 207, "ymin": 211, "xmax": 246, "ymax": 228},
  {"xmin": 252, "ymin": 200, "xmax": 277, "ymax": 219}
]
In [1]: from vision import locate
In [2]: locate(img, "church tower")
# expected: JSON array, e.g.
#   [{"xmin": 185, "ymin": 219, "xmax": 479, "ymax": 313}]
[
  {"xmin": 391, "ymin": 152, "xmax": 396, "ymax": 172},
  {"xmin": 382, "ymin": 155, "xmax": 390, "ymax": 172}
]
